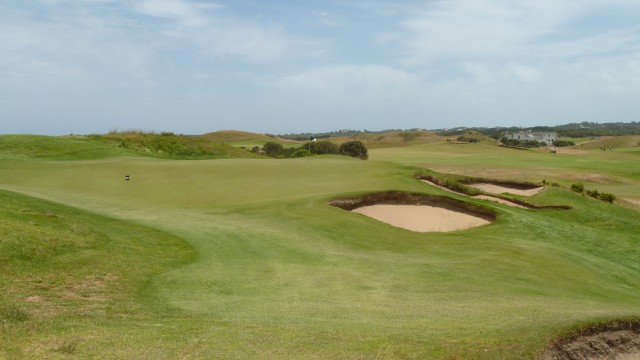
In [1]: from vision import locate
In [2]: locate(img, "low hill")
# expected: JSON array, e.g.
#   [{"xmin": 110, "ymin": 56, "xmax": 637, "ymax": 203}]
[
  {"xmin": 0, "ymin": 135, "xmax": 132, "ymax": 160},
  {"xmin": 0, "ymin": 133, "xmax": 259, "ymax": 161},
  {"xmin": 574, "ymin": 135, "xmax": 640, "ymax": 150},
  {"xmin": 95, "ymin": 131, "xmax": 259, "ymax": 159},
  {"xmin": 455, "ymin": 130, "xmax": 496, "ymax": 143},
  {"xmin": 200, "ymin": 130, "xmax": 270, "ymax": 142},
  {"xmin": 332, "ymin": 130, "xmax": 446, "ymax": 148}
]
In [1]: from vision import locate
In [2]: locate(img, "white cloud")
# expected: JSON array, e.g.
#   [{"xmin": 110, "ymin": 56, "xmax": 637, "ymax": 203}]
[
  {"xmin": 397, "ymin": 0, "xmax": 640, "ymax": 64},
  {"xmin": 508, "ymin": 64, "xmax": 541, "ymax": 82},
  {"xmin": 133, "ymin": 0, "xmax": 287, "ymax": 62},
  {"xmin": 274, "ymin": 64, "xmax": 418, "ymax": 94}
]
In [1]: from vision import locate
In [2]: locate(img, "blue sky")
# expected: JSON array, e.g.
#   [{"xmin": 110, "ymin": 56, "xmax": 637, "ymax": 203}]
[{"xmin": 2, "ymin": 0, "xmax": 639, "ymax": 135}]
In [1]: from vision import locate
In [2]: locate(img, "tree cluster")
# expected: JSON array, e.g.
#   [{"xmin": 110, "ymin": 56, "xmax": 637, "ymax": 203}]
[
  {"xmin": 261, "ymin": 140, "xmax": 368, "ymax": 160},
  {"xmin": 500, "ymin": 137, "xmax": 546, "ymax": 148}
]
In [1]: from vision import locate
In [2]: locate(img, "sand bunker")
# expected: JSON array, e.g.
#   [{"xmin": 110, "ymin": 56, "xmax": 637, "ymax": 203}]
[
  {"xmin": 467, "ymin": 182, "xmax": 544, "ymax": 196},
  {"xmin": 330, "ymin": 191, "xmax": 495, "ymax": 233},
  {"xmin": 353, "ymin": 204, "xmax": 491, "ymax": 232},
  {"xmin": 541, "ymin": 324, "xmax": 640, "ymax": 360},
  {"xmin": 421, "ymin": 179, "xmax": 530, "ymax": 208}
]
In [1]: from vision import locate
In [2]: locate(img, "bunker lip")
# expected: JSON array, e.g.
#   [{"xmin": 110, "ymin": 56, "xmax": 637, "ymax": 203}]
[
  {"xmin": 539, "ymin": 319, "xmax": 640, "ymax": 360},
  {"xmin": 329, "ymin": 191, "xmax": 497, "ymax": 223}
]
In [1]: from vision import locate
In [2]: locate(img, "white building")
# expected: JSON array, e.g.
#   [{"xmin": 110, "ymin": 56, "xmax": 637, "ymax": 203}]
[{"xmin": 504, "ymin": 130, "xmax": 557, "ymax": 145}]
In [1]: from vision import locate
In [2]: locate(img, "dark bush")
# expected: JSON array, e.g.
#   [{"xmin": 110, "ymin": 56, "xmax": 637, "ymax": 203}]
[
  {"xmin": 585, "ymin": 189, "xmax": 600, "ymax": 199},
  {"xmin": 500, "ymin": 137, "xmax": 545, "ymax": 148},
  {"xmin": 339, "ymin": 141, "xmax": 368, "ymax": 160},
  {"xmin": 571, "ymin": 183, "xmax": 584, "ymax": 193},
  {"xmin": 553, "ymin": 139, "xmax": 576, "ymax": 147},
  {"xmin": 291, "ymin": 148, "xmax": 311, "ymax": 158},
  {"xmin": 309, "ymin": 141, "xmax": 339, "ymax": 155},
  {"xmin": 262, "ymin": 142, "xmax": 284, "ymax": 157},
  {"xmin": 598, "ymin": 192, "xmax": 616, "ymax": 203},
  {"xmin": 457, "ymin": 135, "xmax": 480, "ymax": 143}
]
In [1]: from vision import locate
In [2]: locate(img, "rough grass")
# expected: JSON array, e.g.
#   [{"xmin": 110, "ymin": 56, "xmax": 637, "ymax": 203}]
[
  {"xmin": 0, "ymin": 137, "xmax": 639, "ymax": 358},
  {"xmin": 0, "ymin": 190, "xmax": 194, "ymax": 359},
  {"xmin": 0, "ymin": 135, "xmax": 132, "ymax": 160},
  {"xmin": 96, "ymin": 131, "xmax": 259, "ymax": 159}
]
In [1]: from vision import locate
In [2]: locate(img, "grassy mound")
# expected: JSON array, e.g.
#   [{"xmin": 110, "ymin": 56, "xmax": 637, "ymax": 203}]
[
  {"xmin": 575, "ymin": 135, "xmax": 640, "ymax": 150},
  {"xmin": 0, "ymin": 135, "xmax": 131, "ymax": 160},
  {"xmin": 332, "ymin": 130, "xmax": 445, "ymax": 148},
  {"xmin": 0, "ymin": 132, "xmax": 260, "ymax": 161},
  {"xmin": 94, "ymin": 131, "xmax": 259, "ymax": 159},
  {"xmin": 200, "ymin": 130, "xmax": 271, "ymax": 142}
]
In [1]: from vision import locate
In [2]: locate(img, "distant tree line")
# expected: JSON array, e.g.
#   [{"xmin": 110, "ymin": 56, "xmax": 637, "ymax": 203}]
[
  {"xmin": 438, "ymin": 121, "xmax": 640, "ymax": 138},
  {"xmin": 274, "ymin": 128, "xmax": 426, "ymax": 141}
]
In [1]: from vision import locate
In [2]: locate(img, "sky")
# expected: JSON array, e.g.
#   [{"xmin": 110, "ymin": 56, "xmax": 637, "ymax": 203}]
[{"xmin": 1, "ymin": 0, "xmax": 640, "ymax": 135}]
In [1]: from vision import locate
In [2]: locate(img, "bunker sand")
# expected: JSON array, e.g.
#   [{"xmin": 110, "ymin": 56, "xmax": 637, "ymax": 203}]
[
  {"xmin": 353, "ymin": 204, "xmax": 491, "ymax": 232},
  {"xmin": 467, "ymin": 182, "xmax": 544, "ymax": 196}
]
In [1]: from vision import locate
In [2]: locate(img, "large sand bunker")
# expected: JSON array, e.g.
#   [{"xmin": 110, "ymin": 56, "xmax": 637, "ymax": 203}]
[
  {"xmin": 353, "ymin": 204, "xmax": 490, "ymax": 232},
  {"xmin": 330, "ymin": 191, "xmax": 495, "ymax": 233}
]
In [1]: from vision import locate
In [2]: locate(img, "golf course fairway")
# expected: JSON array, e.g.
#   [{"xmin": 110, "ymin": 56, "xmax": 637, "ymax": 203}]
[{"xmin": 1, "ymin": 135, "xmax": 639, "ymax": 359}]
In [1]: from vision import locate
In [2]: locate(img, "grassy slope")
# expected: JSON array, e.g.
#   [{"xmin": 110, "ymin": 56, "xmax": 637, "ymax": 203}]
[
  {"xmin": 0, "ymin": 133, "xmax": 260, "ymax": 161},
  {"xmin": 0, "ymin": 135, "xmax": 133, "ymax": 160},
  {"xmin": 201, "ymin": 130, "xmax": 302, "ymax": 149},
  {"xmin": 331, "ymin": 130, "xmax": 448, "ymax": 149},
  {"xmin": 0, "ymin": 136, "xmax": 639, "ymax": 358},
  {"xmin": 0, "ymin": 189, "xmax": 194, "ymax": 359}
]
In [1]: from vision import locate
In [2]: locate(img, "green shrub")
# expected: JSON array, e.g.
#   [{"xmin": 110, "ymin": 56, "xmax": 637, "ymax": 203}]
[
  {"xmin": 339, "ymin": 141, "xmax": 368, "ymax": 160},
  {"xmin": 598, "ymin": 192, "xmax": 616, "ymax": 203},
  {"xmin": 262, "ymin": 142, "xmax": 284, "ymax": 157},
  {"xmin": 457, "ymin": 135, "xmax": 480, "ymax": 143},
  {"xmin": 309, "ymin": 141, "xmax": 339, "ymax": 155},
  {"xmin": 571, "ymin": 183, "xmax": 584, "ymax": 193},
  {"xmin": 291, "ymin": 149, "xmax": 311, "ymax": 158},
  {"xmin": 585, "ymin": 189, "xmax": 600, "ymax": 199},
  {"xmin": 500, "ymin": 137, "xmax": 545, "ymax": 148},
  {"xmin": 552, "ymin": 139, "xmax": 576, "ymax": 147}
]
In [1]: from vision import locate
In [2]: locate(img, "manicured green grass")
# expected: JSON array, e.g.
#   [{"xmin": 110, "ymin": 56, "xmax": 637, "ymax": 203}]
[{"xmin": 0, "ymin": 136, "xmax": 639, "ymax": 358}]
